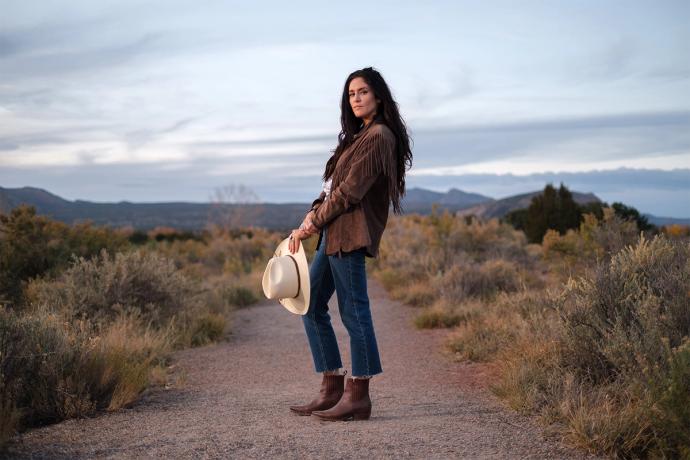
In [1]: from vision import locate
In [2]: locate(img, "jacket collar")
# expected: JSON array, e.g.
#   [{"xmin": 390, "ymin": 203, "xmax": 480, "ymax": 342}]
[{"xmin": 353, "ymin": 114, "xmax": 383, "ymax": 139}]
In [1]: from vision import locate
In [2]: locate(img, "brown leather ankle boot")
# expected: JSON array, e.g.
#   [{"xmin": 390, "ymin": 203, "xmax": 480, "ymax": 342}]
[
  {"xmin": 311, "ymin": 377, "xmax": 371, "ymax": 421},
  {"xmin": 289, "ymin": 373, "xmax": 345, "ymax": 416}
]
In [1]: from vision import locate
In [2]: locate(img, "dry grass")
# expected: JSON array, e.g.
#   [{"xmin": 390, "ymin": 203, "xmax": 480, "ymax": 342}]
[
  {"xmin": 414, "ymin": 301, "xmax": 470, "ymax": 329},
  {"xmin": 375, "ymin": 212, "xmax": 690, "ymax": 458},
  {"xmin": 0, "ymin": 308, "xmax": 172, "ymax": 444},
  {"xmin": 188, "ymin": 313, "xmax": 227, "ymax": 347},
  {"xmin": 447, "ymin": 312, "xmax": 518, "ymax": 362},
  {"xmin": 490, "ymin": 339, "xmax": 564, "ymax": 415},
  {"xmin": 97, "ymin": 314, "xmax": 173, "ymax": 410},
  {"xmin": 391, "ymin": 280, "xmax": 439, "ymax": 308},
  {"xmin": 25, "ymin": 250, "xmax": 203, "ymax": 328},
  {"xmin": 1, "ymin": 218, "xmax": 280, "ymax": 447}
]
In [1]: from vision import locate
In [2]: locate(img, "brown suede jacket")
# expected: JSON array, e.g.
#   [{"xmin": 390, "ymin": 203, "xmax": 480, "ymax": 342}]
[{"xmin": 309, "ymin": 121, "xmax": 397, "ymax": 258}]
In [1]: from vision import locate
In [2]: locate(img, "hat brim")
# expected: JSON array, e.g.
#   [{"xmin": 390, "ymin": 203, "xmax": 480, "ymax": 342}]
[{"xmin": 273, "ymin": 237, "xmax": 310, "ymax": 315}]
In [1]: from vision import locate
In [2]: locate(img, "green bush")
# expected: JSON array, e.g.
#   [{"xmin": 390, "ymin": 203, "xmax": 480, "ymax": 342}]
[
  {"xmin": 224, "ymin": 285, "xmax": 258, "ymax": 308},
  {"xmin": 0, "ymin": 206, "xmax": 128, "ymax": 307},
  {"xmin": 0, "ymin": 307, "xmax": 170, "ymax": 446},
  {"xmin": 506, "ymin": 184, "xmax": 655, "ymax": 245},
  {"xmin": 554, "ymin": 235, "xmax": 690, "ymax": 456},
  {"xmin": 26, "ymin": 250, "xmax": 202, "ymax": 328},
  {"xmin": 524, "ymin": 183, "xmax": 582, "ymax": 244},
  {"xmin": 560, "ymin": 235, "xmax": 690, "ymax": 384},
  {"xmin": 439, "ymin": 259, "xmax": 522, "ymax": 302},
  {"xmin": 414, "ymin": 304, "xmax": 466, "ymax": 329},
  {"xmin": 447, "ymin": 315, "xmax": 518, "ymax": 362},
  {"xmin": 189, "ymin": 313, "xmax": 226, "ymax": 346}
]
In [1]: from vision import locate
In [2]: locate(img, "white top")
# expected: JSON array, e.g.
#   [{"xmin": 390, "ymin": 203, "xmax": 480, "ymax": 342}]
[{"xmin": 323, "ymin": 178, "xmax": 332, "ymax": 197}]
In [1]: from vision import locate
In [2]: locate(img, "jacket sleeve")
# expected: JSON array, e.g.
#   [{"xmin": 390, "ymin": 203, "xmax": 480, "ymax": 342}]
[
  {"xmin": 311, "ymin": 130, "xmax": 395, "ymax": 229},
  {"xmin": 309, "ymin": 191, "xmax": 327, "ymax": 213}
]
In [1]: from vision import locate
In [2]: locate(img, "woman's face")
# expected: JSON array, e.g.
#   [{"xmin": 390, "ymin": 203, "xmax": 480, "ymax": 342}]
[{"xmin": 349, "ymin": 77, "xmax": 379, "ymax": 125}]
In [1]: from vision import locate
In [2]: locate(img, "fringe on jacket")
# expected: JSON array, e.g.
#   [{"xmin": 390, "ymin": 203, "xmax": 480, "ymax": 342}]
[{"xmin": 329, "ymin": 123, "xmax": 400, "ymax": 213}]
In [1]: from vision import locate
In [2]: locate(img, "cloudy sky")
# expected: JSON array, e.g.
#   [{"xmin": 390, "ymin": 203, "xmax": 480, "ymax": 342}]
[{"xmin": 1, "ymin": 0, "xmax": 689, "ymax": 217}]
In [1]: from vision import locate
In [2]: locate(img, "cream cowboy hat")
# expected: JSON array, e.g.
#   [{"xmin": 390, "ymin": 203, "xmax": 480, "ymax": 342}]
[{"xmin": 262, "ymin": 236, "xmax": 310, "ymax": 315}]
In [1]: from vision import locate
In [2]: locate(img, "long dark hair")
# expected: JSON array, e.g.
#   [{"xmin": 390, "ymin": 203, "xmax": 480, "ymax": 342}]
[{"xmin": 323, "ymin": 67, "xmax": 413, "ymax": 214}]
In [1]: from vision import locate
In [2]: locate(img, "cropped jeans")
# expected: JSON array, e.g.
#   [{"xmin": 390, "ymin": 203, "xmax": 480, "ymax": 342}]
[{"xmin": 301, "ymin": 227, "xmax": 383, "ymax": 377}]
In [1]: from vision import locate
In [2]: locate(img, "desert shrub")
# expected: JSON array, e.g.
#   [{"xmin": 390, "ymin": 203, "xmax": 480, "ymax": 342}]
[
  {"xmin": 224, "ymin": 285, "xmax": 258, "ymax": 308},
  {"xmin": 491, "ymin": 340, "xmax": 565, "ymax": 416},
  {"xmin": 560, "ymin": 383, "xmax": 657, "ymax": 458},
  {"xmin": 375, "ymin": 218, "xmax": 438, "ymax": 279},
  {"xmin": 578, "ymin": 208, "xmax": 640, "ymax": 261},
  {"xmin": 430, "ymin": 214, "xmax": 530, "ymax": 266},
  {"xmin": 383, "ymin": 215, "xmax": 527, "ymax": 293},
  {"xmin": 87, "ymin": 313, "xmax": 172, "ymax": 410},
  {"xmin": 147, "ymin": 226, "xmax": 204, "ymax": 243},
  {"xmin": 0, "ymin": 215, "xmax": 278, "ymax": 446},
  {"xmin": 552, "ymin": 235, "xmax": 690, "ymax": 456},
  {"xmin": 414, "ymin": 303, "xmax": 467, "ymax": 329},
  {"xmin": 0, "ymin": 307, "xmax": 170, "ymax": 445},
  {"xmin": 0, "ymin": 307, "xmax": 74, "ymax": 438},
  {"xmin": 0, "ymin": 206, "xmax": 128, "ymax": 307},
  {"xmin": 495, "ymin": 235, "xmax": 690, "ymax": 457},
  {"xmin": 439, "ymin": 259, "xmax": 522, "ymax": 303},
  {"xmin": 559, "ymin": 235, "xmax": 690, "ymax": 384},
  {"xmin": 447, "ymin": 314, "xmax": 519, "ymax": 362},
  {"xmin": 189, "ymin": 313, "xmax": 226, "ymax": 346},
  {"xmin": 26, "ymin": 250, "xmax": 202, "ymax": 329},
  {"xmin": 390, "ymin": 281, "xmax": 439, "ymax": 308},
  {"xmin": 663, "ymin": 224, "xmax": 690, "ymax": 238},
  {"xmin": 376, "ymin": 268, "xmax": 408, "ymax": 291},
  {"xmin": 542, "ymin": 228, "xmax": 580, "ymax": 259},
  {"xmin": 610, "ymin": 202, "xmax": 655, "ymax": 232},
  {"xmin": 542, "ymin": 208, "xmax": 643, "ymax": 282},
  {"xmin": 506, "ymin": 184, "xmax": 654, "ymax": 245}
]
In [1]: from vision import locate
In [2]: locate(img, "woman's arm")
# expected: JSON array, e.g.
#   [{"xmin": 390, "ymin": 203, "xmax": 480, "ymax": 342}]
[
  {"xmin": 309, "ymin": 191, "xmax": 327, "ymax": 213},
  {"xmin": 297, "ymin": 191, "xmax": 326, "ymax": 235}
]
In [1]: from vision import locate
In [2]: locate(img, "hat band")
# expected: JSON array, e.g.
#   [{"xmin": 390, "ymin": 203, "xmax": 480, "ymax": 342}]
[{"xmin": 286, "ymin": 254, "xmax": 301, "ymax": 298}]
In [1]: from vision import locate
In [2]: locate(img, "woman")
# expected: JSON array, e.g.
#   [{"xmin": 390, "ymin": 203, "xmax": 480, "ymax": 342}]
[{"xmin": 287, "ymin": 66, "xmax": 412, "ymax": 421}]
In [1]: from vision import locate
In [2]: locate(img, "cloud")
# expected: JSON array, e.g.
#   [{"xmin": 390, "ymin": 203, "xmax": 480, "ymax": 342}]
[
  {"xmin": 123, "ymin": 116, "xmax": 200, "ymax": 149},
  {"xmin": 0, "ymin": 1, "xmax": 688, "ymax": 217},
  {"xmin": 0, "ymin": 33, "xmax": 163, "ymax": 81},
  {"xmin": 572, "ymin": 37, "xmax": 639, "ymax": 82},
  {"xmin": 410, "ymin": 110, "xmax": 690, "ymax": 172}
]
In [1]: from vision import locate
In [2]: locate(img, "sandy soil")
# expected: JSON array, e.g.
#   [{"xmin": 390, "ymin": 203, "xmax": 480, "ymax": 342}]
[{"xmin": 4, "ymin": 279, "xmax": 596, "ymax": 459}]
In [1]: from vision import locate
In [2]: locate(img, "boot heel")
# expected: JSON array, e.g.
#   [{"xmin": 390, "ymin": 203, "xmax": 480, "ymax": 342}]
[{"xmin": 353, "ymin": 411, "xmax": 371, "ymax": 421}]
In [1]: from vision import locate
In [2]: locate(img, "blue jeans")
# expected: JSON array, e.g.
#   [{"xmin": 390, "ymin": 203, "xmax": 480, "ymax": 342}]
[{"xmin": 302, "ymin": 227, "xmax": 383, "ymax": 377}]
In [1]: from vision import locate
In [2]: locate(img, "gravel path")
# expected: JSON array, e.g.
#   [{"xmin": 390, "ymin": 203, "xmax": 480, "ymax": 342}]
[{"xmin": 5, "ymin": 279, "xmax": 594, "ymax": 459}]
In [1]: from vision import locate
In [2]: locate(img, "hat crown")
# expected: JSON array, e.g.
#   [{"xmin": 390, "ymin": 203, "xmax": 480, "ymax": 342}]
[
  {"xmin": 262, "ymin": 255, "xmax": 300, "ymax": 300},
  {"xmin": 261, "ymin": 237, "xmax": 311, "ymax": 315}
]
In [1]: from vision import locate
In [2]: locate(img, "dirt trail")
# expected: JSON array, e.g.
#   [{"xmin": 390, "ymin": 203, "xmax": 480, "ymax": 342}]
[{"xmin": 5, "ymin": 279, "xmax": 593, "ymax": 459}]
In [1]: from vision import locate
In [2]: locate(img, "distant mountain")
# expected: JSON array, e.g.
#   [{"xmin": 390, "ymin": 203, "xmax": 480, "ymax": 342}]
[
  {"xmin": 402, "ymin": 187, "xmax": 492, "ymax": 213},
  {"xmin": 0, "ymin": 187, "xmax": 308, "ymax": 231},
  {"xmin": 644, "ymin": 214, "xmax": 690, "ymax": 226},
  {"xmin": 457, "ymin": 190, "xmax": 602, "ymax": 219},
  {"xmin": 2, "ymin": 186, "xmax": 687, "ymax": 230},
  {"xmin": 0, "ymin": 186, "xmax": 495, "ymax": 230},
  {"xmin": 0, "ymin": 186, "xmax": 72, "ymax": 212}
]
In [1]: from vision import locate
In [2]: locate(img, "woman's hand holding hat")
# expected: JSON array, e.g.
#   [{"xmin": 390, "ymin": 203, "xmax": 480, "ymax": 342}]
[
  {"xmin": 289, "ymin": 228, "xmax": 310, "ymax": 254},
  {"xmin": 289, "ymin": 212, "xmax": 319, "ymax": 254}
]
